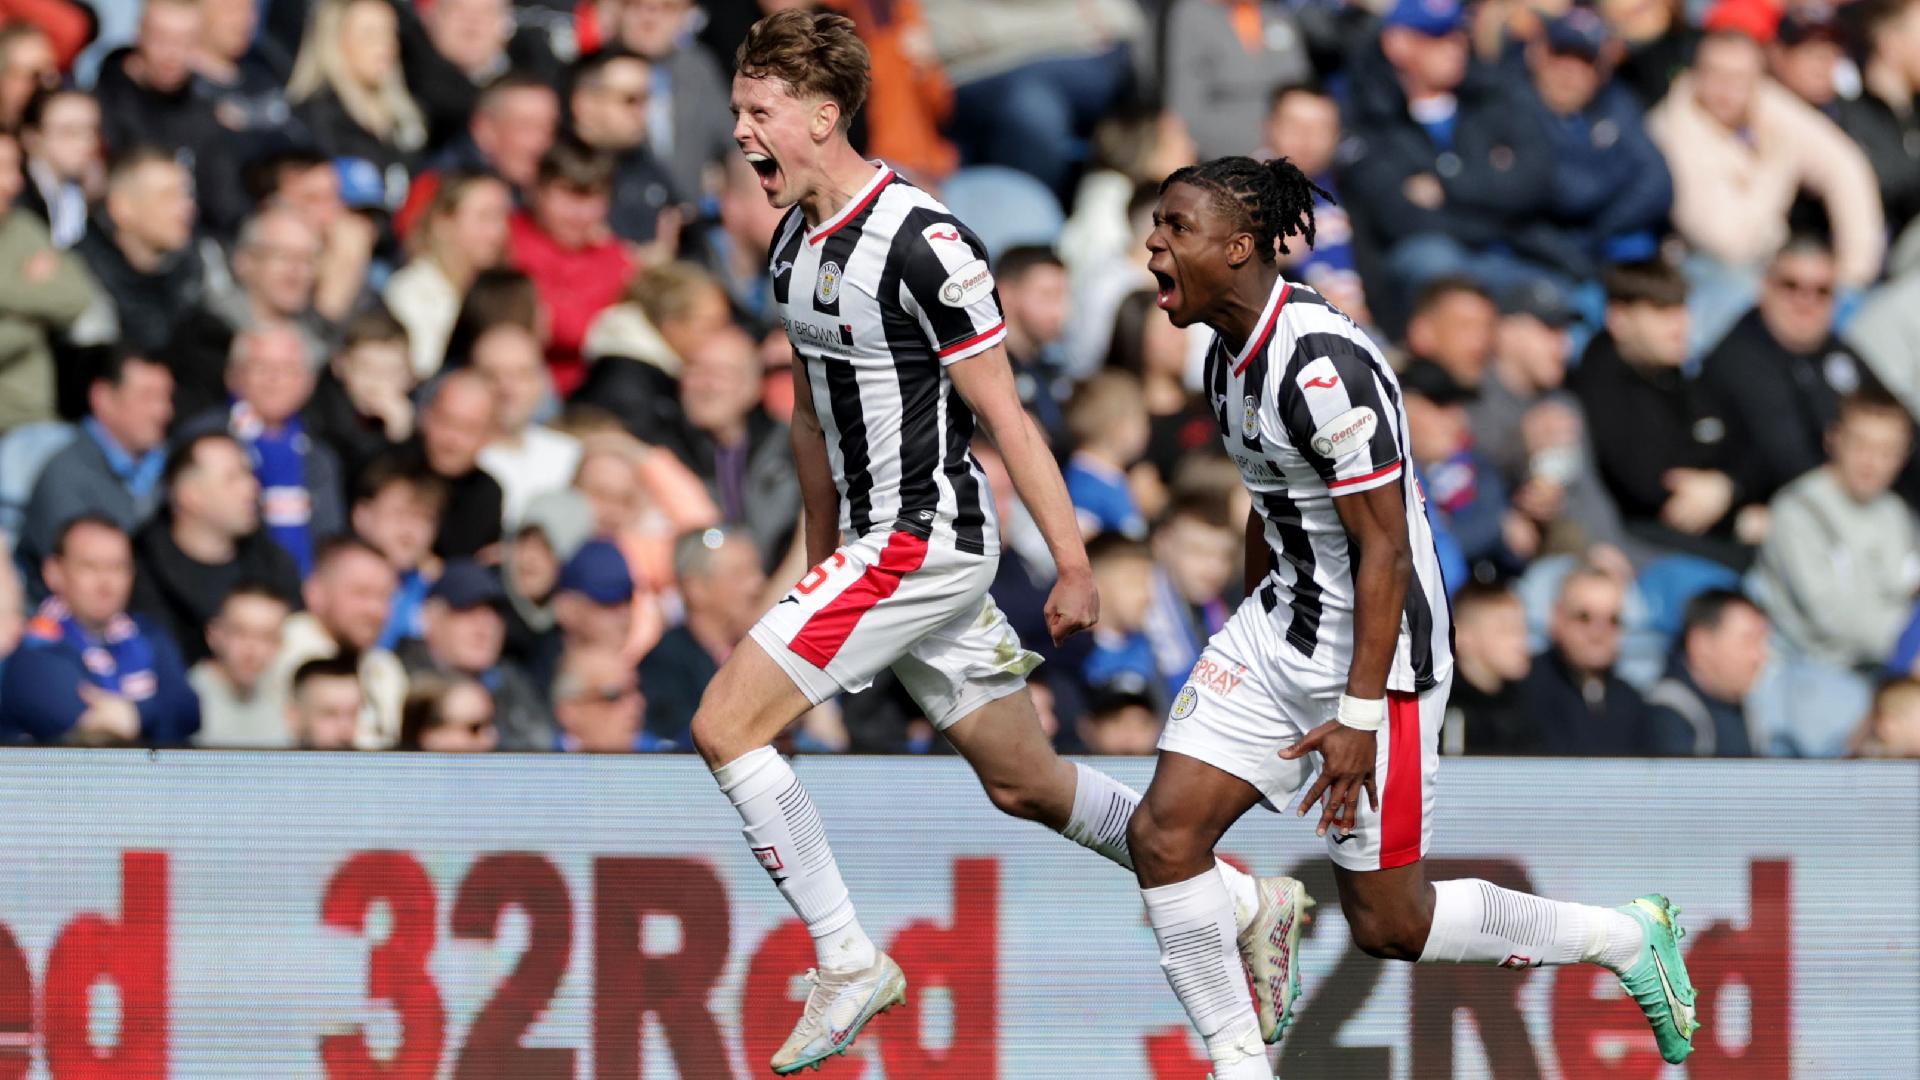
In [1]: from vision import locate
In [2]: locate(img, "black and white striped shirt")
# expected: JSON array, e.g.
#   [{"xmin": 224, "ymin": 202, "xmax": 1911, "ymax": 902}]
[
  {"xmin": 1206, "ymin": 277, "xmax": 1454, "ymax": 693},
  {"xmin": 771, "ymin": 166, "xmax": 1004, "ymax": 556}
]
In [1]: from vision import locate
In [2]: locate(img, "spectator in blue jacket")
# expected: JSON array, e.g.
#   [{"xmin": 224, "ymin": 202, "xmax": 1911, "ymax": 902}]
[
  {"xmin": 1516, "ymin": 9, "xmax": 1673, "ymax": 279},
  {"xmin": 1402, "ymin": 360, "xmax": 1536, "ymax": 577},
  {"xmin": 1337, "ymin": 0, "xmax": 1557, "ymax": 324},
  {"xmin": 0, "ymin": 514, "xmax": 198, "ymax": 744}
]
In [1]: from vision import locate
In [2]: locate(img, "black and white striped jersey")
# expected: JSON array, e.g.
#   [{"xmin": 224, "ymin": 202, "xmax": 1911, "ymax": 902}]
[
  {"xmin": 1205, "ymin": 277, "xmax": 1454, "ymax": 693},
  {"xmin": 769, "ymin": 165, "xmax": 1005, "ymax": 556}
]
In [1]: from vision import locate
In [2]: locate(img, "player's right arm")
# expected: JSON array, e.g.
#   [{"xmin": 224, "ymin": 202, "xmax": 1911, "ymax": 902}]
[{"xmin": 787, "ymin": 356, "xmax": 842, "ymax": 567}]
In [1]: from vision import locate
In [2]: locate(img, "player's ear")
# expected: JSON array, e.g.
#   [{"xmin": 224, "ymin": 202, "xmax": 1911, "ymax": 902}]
[
  {"xmin": 811, "ymin": 97, "xmax": 841, "ymax": 142},
  {"xmin": 1225, "ymin": 231, "xmax": 1256, "ymax": 269}
]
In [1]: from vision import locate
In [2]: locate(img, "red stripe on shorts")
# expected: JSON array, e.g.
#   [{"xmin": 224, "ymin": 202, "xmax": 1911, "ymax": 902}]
[
  {"xmin": 788, "ymin": 531, "xmax": 930, "ymax": 669},
  {"xmin": 1379, "ymin": 690, "xmax": 1423, "ymax": 869}
]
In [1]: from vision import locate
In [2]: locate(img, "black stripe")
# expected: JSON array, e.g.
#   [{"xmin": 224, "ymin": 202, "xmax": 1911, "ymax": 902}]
[
  {"xmin": 812, "ymin": 195, "xmax": 880, "ymax": 318},
  {"xmin": 820, "ymin": 357, "xmax": 875, "ymax": 536},
  {"xmin": 893, "ymin": 207, "xmax": 994, "ymax": 352},
  {"xmin": 876, "ymin": 226, "xmax": 943, "ymax": 540},
  {"xmin": 942, "ymin": 381, "xmax": 987, "ymax": 554},
  {"xmin": 769, "ymin": 209, "xmax": 805, "ymax": 308},
  {"xmin": 1208, "ymin": 338, "xmax": 1232, "ymax": 441},
  {"xmin": 1257, "ymin": 487, "xmax": 1325, "ymax": 659}
]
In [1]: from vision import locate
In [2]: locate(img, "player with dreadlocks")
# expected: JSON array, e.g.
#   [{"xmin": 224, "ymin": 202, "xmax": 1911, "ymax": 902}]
[{"xmin": 1129, "ymin": 155, "xmax": 1701, "ymax": 1079}]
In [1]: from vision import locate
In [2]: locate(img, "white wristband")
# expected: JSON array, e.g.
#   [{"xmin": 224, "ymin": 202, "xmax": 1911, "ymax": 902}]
[{"xmin": 1336, "ymin": 694, "xmax": 1386, "ymax": 732}]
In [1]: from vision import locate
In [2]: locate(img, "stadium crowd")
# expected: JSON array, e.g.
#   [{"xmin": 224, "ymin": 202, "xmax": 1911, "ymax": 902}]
[{"xmin": 0, "ymin": 0, "xmax": 1918, "ymax": 759}]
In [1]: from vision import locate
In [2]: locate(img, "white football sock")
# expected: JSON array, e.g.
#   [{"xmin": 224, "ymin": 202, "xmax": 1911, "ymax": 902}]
[
  {"xmin": 1142, "ymin": 870, "xmax": 1271, "ymax": 1080},
  {"xmin": 715, "ymin": 747, "xmax": 875, "ymax": 974},
  {"xmin": 1420, "ymin": 879, "xmax": 1646, "ymax": 974},
  {"xmin": 1063, "ymin": 763, "xmax": 1262, "ymax": 931}
]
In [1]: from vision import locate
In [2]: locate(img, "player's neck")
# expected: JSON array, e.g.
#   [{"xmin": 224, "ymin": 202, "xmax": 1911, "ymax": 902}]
[
  {"xmin": 799, "ymin": 147, "xmax": 884, "ymax": 229},
  {"xmin": 1212, "ymin": 265, "xmax": 1287, "ymax": 355}
]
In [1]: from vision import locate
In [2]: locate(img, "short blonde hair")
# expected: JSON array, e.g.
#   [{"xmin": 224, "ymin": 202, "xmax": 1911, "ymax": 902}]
[{"xmin": 1065, "ymin": 371, "xmax": 1147, "ymax": 449}]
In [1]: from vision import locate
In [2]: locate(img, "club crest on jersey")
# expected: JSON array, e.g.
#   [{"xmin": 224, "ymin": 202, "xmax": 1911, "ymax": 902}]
[
  {"xmin": 1311, "ymin": 406, "xmax": 1378, "ymax": 458},
  {"xmin": 1171, "ymin": 684, "xmax": 1198, "ymax": 720},
  {"xmin": 1241, "ymin": 396, "xmax": 1260, "ymax": 441},
  {"xmin": 817, "ymin": 261, "xmax": 843, "ymax": 305}
]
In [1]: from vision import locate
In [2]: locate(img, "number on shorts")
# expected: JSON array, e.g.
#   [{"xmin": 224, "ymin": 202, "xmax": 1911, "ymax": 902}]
[{"xmin": 795, "ymin": 552, "xmax": 849, "ymax": 596}]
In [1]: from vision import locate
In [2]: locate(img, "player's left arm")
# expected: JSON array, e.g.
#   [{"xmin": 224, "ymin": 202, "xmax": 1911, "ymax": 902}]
[
  {"xmin": 1277, "ymin": 344, "xmax": 1411, "ymax": 837},
  {"xmin": 898, "ymin": 214, "xmax": 1097, "ymax": 644}
]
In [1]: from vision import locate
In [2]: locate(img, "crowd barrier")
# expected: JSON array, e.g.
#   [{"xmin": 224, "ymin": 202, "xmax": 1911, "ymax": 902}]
[{"xmin": 0, "ymin": 751, "xmax": 1914, "ymax": 1078}]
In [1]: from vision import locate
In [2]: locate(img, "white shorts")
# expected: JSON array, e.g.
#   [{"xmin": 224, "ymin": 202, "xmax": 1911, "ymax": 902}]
[
  {"xmin": 1158, "ymin": 599, "xmax": 1448, "ymax": 872},
  {"xmin": 748, "ymin": 529, "xmax": 1040, "ymax": 730}
]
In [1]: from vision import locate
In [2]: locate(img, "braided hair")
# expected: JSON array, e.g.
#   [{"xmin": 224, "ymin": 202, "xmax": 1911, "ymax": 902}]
[{"xmin": 1160, "ymin": 156, "xmax": 1333, "ymax": 260}]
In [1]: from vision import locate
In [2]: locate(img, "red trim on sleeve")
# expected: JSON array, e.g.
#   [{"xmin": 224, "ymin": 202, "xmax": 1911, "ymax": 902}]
[
  {"xmin": 1378, "ymin": 690, "xmax": 1424, "ymax": 869},
  {"xmin": 937, "ymin": 320, "xmax": 1006, "ymax": 359},
  {"xmin": 1327, "ymin": 461, "xmax": 1403, "ymax": 491}
]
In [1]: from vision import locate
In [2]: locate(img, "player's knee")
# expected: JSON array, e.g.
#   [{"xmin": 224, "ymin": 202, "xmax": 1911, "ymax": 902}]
[
  {"xmin": 1346, "ymin": 907, "xmax": 1427, "ymax": 962},
  {"xmin": 1126, "ymin": 804, "xmax": 1200, "ymax": 882},
  {"xmin": 688, "ymin": 706, "xmax": 739, "ymax": 768},
  {"xmin": 981, "ymin": 775, "xmax": 1050, "ymax": 823}
]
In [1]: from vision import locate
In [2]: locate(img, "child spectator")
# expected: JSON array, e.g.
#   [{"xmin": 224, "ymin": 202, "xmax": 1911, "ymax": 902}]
[
  {"xmin": 1402, "ymin": 360, "xmax": 1534, "ymax": 575},
  {"xmin": 1850, "ymin": 677, "xmax": 1920, "ymax": 758},
  {"xmin": 1064, "ymin": 371, "xmax": 1151, "ymax": 541},
  {"xmin": 1144, "ymin": 495, "xmax": 1235, "ymax": 703},
  {"xmin": 286, "ymin": 653, "xmax": 364, "ymax": 750},
  {"xmin": 190, "ymin": 581, "xmax": 291, "ymax": 748},
  {"xmin": 351, "ymin": 453, "xmax": 448, "ymax": 651},
  {"xmin": 1077, "ymin": 684, "xmax": 1163, "ymax": 755},
  {"xmin": 509, "ymin": 136, "xmax": 633, "ymax": 395},
  {"xmin": 473, "ymin": 321, "xmax": 582, "ymax": 527},
  {"xmin": 1446, "ymin": 582, "xmax": 1534, "ymax": 754},
  {"xmin": 1082, "ymin": 534, "xmax": 1161, "ymax": 705},
  {"xmin": 309, "ymin": 308, "xmax": 417, "ymax": 483},
  {"xmin": 1752, "ymin": 390, "xmax": 1919, "ymax": 755}
]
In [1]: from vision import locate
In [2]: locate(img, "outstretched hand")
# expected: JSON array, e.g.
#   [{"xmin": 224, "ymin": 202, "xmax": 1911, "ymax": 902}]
[{"xmin": 1279, "ymin": 721, "xmax": 1378, "ymax": 838}]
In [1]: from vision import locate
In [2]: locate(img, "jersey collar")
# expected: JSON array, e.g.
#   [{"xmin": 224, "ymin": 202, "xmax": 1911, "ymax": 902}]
[
  {"xmin": 808, "ymin": 162, "xmax": 895, "ymax": 245},
  {"xmin": 1229, "ymin": 277, "xmax": 1293, "ymax": 376}
]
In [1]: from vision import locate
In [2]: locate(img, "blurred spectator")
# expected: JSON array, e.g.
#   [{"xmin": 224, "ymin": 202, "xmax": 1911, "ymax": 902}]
[
  {"xmin": 0, "ymin": 127, "xmax": 91, "ymax": 434},
  {"xmin": 1700, "ymin": 235, "xmax": 1888, "ymax": 504},
  {"xmin": 1569, "ymin": 262, "xmax": 1759, "ymax": 567},
  {"xmin": 474, "ymin": 322, "xmax": 582, "ymax": 527},
  {"xmin": 18, "ymin": 351, "xmax": 174, "ymax": 587},
  {"xmin": 1604, "ymin": 0, "xmax": 1698, "ymax": 107},
  {"xmin": 92, "ymin": 0, "xmax": 217, "ymax": 163},
  {"xmin": 1082, "ymin": 534, "xmax": 1160, "ymax": 702},
  {"xmin": 1263, "ymin": 83, "xmax": 1368, "ymax": 323},
  {"xmin": 1058, "ymin": 106, "xmax": 1196, "ymax": 300},
  {"xmin": 568, "ymin": 48, "xmax": 682, "ymax": 245},
  {"xmin": 309, "ymin": 308, "xmax": 416, "ymax": 481},
  {"xmin": 697, "ymin": 151, "xmax": 787, "ymax": 329},
  {"xmin": 1752, "ymin": 390, "xmax": 1917, "ymax": 755},
  {"xmin": 350, "ymin": 453, "xmax": 446, "ymax": 650},
  {"xmin": 604, "ymin": 0, "xmax": 739, "ymax": 204},
  {"xmin": 502, "ymin": 488, "xmax": 595, "ymax": 665},
  {"xmin": 240, "ymin": 149, "xmax": 378, "ymax": 324},
  {"xmin": 510, "ymin": 137, "xmax": 633, "ymax": 395},
  {"xmin": 825, "ymin": 0, "xmax": 962, "ymax": 185},
  {"xmin": 1850, "ymin": 676, "xmax": 1920, "ymax": 757},
  {"xmin": 397, "ymin": 369, "xmax": 504, "ymax": 562},
  {"xmin": 1077, "ymin": 683, "xmax": 1161, "ymax": 754},
  {"xmin": 551, "ymin": 641, "xmax": 657, "ymax": 751},
  {"xmin": 638, "ymin": 526, "xmax": 765, "ymax": 746},
  {"xmin": 1518, "ymin": 563, "xmax": 1653, "ymax": 754},
  {"xmin": 1446, "ymin": 581, "xmax": 1534, "ymax": 753},
  {"xmin": 1160, "ymin": 0, "xmax": 1311, "ymax": 161},
  {"xmin": 1143, "ymin": 495, "xmax": 1234, "ymax": 703},
  {"xmin": 539, "ymin": 538, "xmax": 639, "ymax": 692},
  {"xmin": 1471, "ymin": 283, "xmax": 1571, "ymax": 477},
  {"xmin": 385, "ymin": 170, "xmax": 513, "ymax": 379},
  {"xmin": 997, "ymin": 246, "xmax": 1074, "ymax": 440},
  {"xmin": 269, "ymin": 535, "xmax": 407, "ymax": 747},
  {"xmin": 1403, "ymin": 276, "xmax": 1496, "ymax": 390},
  {"xmin": 583, "ymin": 259, "xmax": 732, "ymax": 392},
  {"xmin": 130, "ymin": 431, "xmax": 300, "ymax": 664},
  {"xmin": 16, "ymin": 87, "xmax": 102, "ymax": 249},
  {"xmin": 286, "ymin": 653, "xmax": 363, "ymax": 750},
  {"xmin": 1403, "ymin": 360, "xmax": 1533, "ymax": 573},
  {"xmin": 398, "ymin": 672, "xmax": 499, "ymax": 751},
  {"xmin": 1065, "ymin": 371, "xmax": 1150, "ymax": 541},
  {"xmin": 188, "ymin": 0, "xmax": 297, "ymax": 234},
  {"xmin": 0, "ymin": 23, "xmax": 56, "ymax": 131},
  {"xmin": 1518, "ymin": 9, "xmax": 1672, "ymax": 280},
  {"xmin": 1646, "ymin": 589, "xmax": 1770, "ymax": 756},
  {"xmin": 1063, "ymin": 181, "xmax": 1158, "ymax": 376},
  {"xmin": 1836, "ymin": 0, "xmax": 1920, "ymax": 239},
  {"xmin": 1648, "ymin": 29, "xmax": 1883, "ymax": 343},
  {"xmin": 653, "ymin": 326, "xmax": 797, "ymax": 571},
  {"xmin": 185, "ymin": 325, "xmax": 345, "ymax": 577},
  {"xmin": 1106, "ymin": 289, "xmax": 1214, "ymax": 496},
  {"xmin": 165, "ymin": 206, "xmax": 329, "ymax": 423},
  {"xmin": 0, "ymin": 515, "xmax": 198, "ymax": 745},
  {"xmin": 927, "ymin": 0, "xmax": 1143, "ymax": 197},
  {"xmin": 565, "ymin": 433, "xmax": 689, "ymax": 642},
  {"xmin": 188, "ymin": 580, "xmax": 291, "ymax": 747},
  {"xmin": 1846, "ymin": 238, "xmax": 1920, "ymax": 417},
  {"xmin": 432, "ymin": 72, "xmax": 559, "ymax": 200},
  {"xmin": 73, "ymin": 148, "xmax": 210, "ymax": 357},
  {"xmin": 1338, "ymin": 0, "xmax": 1555, "ymax": 320},
  {"xmin": 288, "ymin": 0, "xmax": 428, "ymax": 185},
  {"xmin": 397, "ymin": 559, "xmax": 557, "ymax": 750},
  {"xmin": 1769, "ymin": 5, "xmax": 1844, "ymax": 112},
  {"xmin": 420, "ymin": 0, "xmax": 515, "ymax": 87}
]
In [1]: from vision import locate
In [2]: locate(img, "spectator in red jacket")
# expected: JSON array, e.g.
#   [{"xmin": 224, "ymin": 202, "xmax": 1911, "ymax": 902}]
[{"xmin": 509, "ymin": 136, "xmax": 633, "ymax": 397}]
